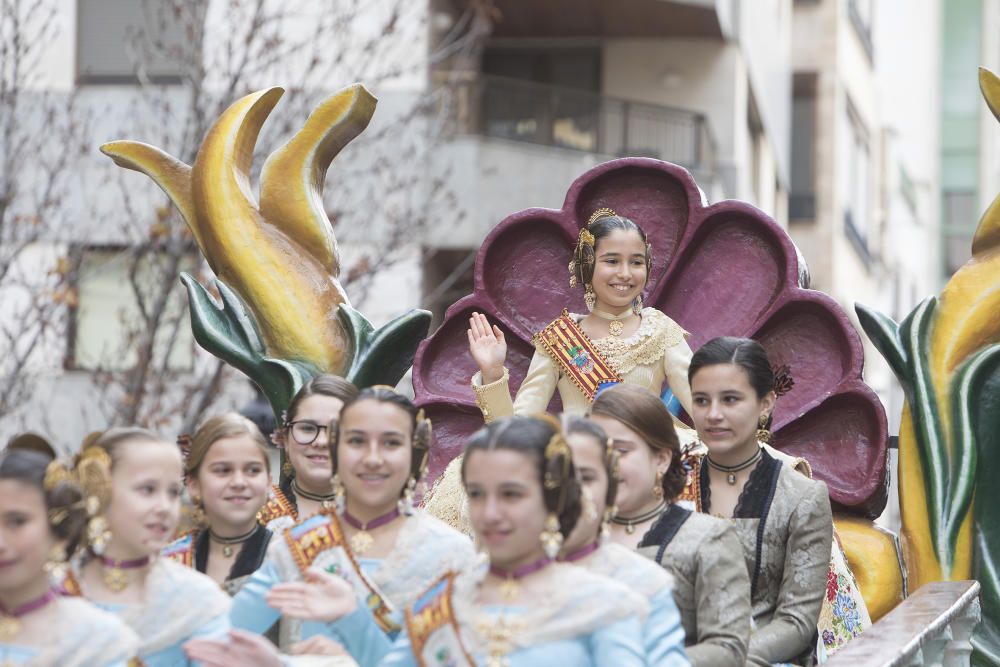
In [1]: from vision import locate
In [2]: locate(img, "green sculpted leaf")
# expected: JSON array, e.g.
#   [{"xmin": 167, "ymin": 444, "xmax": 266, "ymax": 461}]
[
  {"xmin": 898, "ymin": 297, "xmax": 952, "ymax": 570},
  {"xmin": 968, "ymin": 344, "xmax": 1000, "ymax": 665},
  {"xmin": 337, "ymin": 304, "xmax": 431, "ymax": 388},
  {"xmin": 181, "ymin": 272, "xmax": 265, "ymax": 369},
  {"xmin": 181, "ymin": 273, "xmax": 319, "ymax": 418},
  {"xmin": 855, "ymin": 303, "xmax": 910, "ymax": 393}
]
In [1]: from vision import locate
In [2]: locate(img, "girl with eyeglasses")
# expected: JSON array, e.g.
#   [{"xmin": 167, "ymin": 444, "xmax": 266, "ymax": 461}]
[
  {"xmin": 260, "ymin": 374, "xmax": 359, "ymax": 533},
  {"xmin": 223, "ymin": 415, "xmax": 649, "ymax": 667},
  {"xmin": 196, "ymin": 387, "xmax": 475, "ymax": 663}
]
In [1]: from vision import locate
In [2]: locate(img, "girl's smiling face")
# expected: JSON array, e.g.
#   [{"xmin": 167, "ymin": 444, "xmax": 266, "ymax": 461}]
[{"xmin": 104, "ymin": 439, "xmax": 184, "ymax": 559}]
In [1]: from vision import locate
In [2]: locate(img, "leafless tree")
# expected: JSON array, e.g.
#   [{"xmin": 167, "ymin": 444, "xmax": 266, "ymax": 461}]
[{"xmin": 1, "ymin": 0, "xmax": 494, "ymax": 445}]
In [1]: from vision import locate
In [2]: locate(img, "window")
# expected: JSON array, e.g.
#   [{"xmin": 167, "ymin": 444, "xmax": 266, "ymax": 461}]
[
  {"xmin": 842, "ymin": 100, "xmax": 872, "ymax": 265},
  {"xmin": 942, "ymin": 190, "xmax": 977, "ymax": 275},
  {"xmin": 480, "ymin": 47, "xmax": 601, "ymax": 151},
  {"xmin": 790, "ymin": 73, "xmax": 818, "ymax": 220},
  {"xmin": 68, "ymin": 248, "xmax": 195, "ymax": 372},
  {"xmin": 421, "ymin": 248, "xmax": 476, "ymax": 328},
  {"xmin": 76, "ymin": 0, "xmax": 198, "ymax": 84}
]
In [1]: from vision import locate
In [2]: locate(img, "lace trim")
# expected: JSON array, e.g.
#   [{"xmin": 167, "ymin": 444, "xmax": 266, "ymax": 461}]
[
  {"xmin": 588, "ymin": 309, "xmax": 686, "ymax": 374},
  {"xmin": 370, "ymin": 512, "xmax": 476, "ymax": 609},
  {"xmin": 450, "ymin": 562, "xmax": 646, "ymax": 653}
]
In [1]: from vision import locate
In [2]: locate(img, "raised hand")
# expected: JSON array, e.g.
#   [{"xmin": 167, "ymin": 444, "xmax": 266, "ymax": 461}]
[
  {"xmin": 290, "ymin": 635, "xmax": 351, "ymax": 657},
  {"xmin": 184, "ymin": 629, "xmax": 282, "ymax": 667},
  {"xmin": 266, "ymin": 567, "xmax": 358, "ymax": 623},
  {"xmin": 467, "ymin": 312, "xmax": 507, "ymax": 383}
]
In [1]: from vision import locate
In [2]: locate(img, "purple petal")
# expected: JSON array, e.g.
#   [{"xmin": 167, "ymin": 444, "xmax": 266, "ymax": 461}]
[
  {"xmin": 655, "ymin": 207, "xmax": 792, "ymax": 347},
  {"xmin": 412, "ymin": 299, "xmax": 537, "ymax": 405},
  {"xmin": 774, "ymin": 387, "xmax": 888, "ymax": 517},
  {"xmin": 475, "ymin": 212, "xmax": 582, "ymax": 337},
  {"xmin": 753, "ymin": 297, "xmax": 859, "ymax": 423}
]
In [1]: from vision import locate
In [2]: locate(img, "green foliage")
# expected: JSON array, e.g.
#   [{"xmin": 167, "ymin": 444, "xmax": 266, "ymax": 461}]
[{"xmin": 181, "ymin": 274, "xmax": 430, "ymax": 419}]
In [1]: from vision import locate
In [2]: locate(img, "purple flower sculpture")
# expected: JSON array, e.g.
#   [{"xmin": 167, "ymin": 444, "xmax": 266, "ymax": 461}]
[{"xmin": 414, "ymin": 158, "xmax": 888, "ymax": 518}]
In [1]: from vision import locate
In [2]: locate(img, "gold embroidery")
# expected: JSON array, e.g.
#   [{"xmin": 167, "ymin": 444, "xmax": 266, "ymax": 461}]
[{"xmin": 592, "ymin": 309, "xmax": 685, "ymax": 374}]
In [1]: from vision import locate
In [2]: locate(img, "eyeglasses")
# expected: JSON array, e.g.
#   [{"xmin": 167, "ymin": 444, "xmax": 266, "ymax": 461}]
[{"xmin": 286, "ymin": 420, "xmax": 332, "ymax": 446}]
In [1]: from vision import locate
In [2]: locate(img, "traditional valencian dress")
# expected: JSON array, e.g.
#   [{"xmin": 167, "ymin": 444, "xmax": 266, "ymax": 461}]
[
  {"xmin": 162, "ymin": 525, "xmax": 272, "ymax": 596},
  {"xmin": 0, "ymin": 595, "xmax": 140, "ymax": 666},
  {"xmin": 230, "ymin": 508, "xmax": 476, "ymax": 652},
  {"xmin": 258, "ymin": 480, "xmax": 305, "ymax": 534},
  {"xmin": 66, "ymin": 556, "xmax": 231, "ymax": 667},
  {"xmin": 680, "ymin": 445, "xmax": 862, "ymax": 666},
  {"xmin": 327, "ymin": 562, "xmax": 649, "ymax": 667},
  {"xmin": 470, "ymin": 308, "xmax": 691, "ymax": 420},
  {"xmin": 637, "ymin": 503, "xmax": 752, "ymax": 666},
  {"xmin": 424, "ymin": 308, "xmax": 694, "ymax": 529},
  {"xmin": 565, "ymin": 541, "xmax": 690, "ymax": 665}
]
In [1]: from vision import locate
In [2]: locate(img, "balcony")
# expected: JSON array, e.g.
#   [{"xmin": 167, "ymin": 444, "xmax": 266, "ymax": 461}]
[
  {"xmin": 446, "ymin": 75, "xmax": 717, "ymax": 177},
  {"xmin": 469, "ymin": 0, "xmax": 732, "ymax": 39}
]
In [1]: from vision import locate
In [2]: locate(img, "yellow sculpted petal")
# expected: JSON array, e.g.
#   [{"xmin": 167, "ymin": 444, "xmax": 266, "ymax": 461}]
[
  {"xmin": 260, "ymin": 84, "xmax": 377, "ymax": 277},
  {"xmin": 833, "ymin": 516, "xmax": 903, "ymax": 622},
  {"xmin": 927, "ymin": 68, "xmax": 1000, "ymax": 450},
  {"xmin": 98, "ymin": 142, "xmax": 200, "ymax": 247},
  {"xmin": 190, "ymin": 88, "xmax": 350, "ymax": 373}
]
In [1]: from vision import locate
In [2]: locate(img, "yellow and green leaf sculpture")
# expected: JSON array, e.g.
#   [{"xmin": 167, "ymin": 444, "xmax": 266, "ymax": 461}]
[
  {"xmin": 99, "ymin": 85, "xmax": 430, "ymax": 417},
  {"xmin": 857, "ymin": 68, "xmax": 1000, "ymax": 665}
]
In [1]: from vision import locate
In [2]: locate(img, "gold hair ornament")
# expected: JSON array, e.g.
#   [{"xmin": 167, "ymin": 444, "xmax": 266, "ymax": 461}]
[
  {"xmin": 43, "ymin": 460, "xmax": 76, "ymax": 492},
  {"xmin": 587, "ymin": 207, "xmax": 618, "ymax": 227}
]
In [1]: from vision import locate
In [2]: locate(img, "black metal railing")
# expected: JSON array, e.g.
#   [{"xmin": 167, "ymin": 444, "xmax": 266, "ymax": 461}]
[{"xmin": 443, "ymin": 75, "xmax": 717, "ymax": 174}]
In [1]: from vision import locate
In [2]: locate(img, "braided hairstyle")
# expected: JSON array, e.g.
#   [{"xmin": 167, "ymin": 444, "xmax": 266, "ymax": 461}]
[
  {"xmin": 570, "ymin": 209, "xmax": 653, "ymax": 288},
  {"xmin": 0, "ymin": 449, "xmax": 87, "ymax": 554},
  {"xmin": 329, "ymin": 386, "xmax": 433, "ymax": 491},
  {"xmin": 590, "ymin": 384, "xmax": 686, "ymax": 501},
  {"xmin": 461, "ymin": 415, "xmax": 583, "ymax": 539}
]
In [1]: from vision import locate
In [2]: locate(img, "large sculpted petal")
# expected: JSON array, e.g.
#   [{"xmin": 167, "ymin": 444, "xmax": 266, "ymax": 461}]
[{"xmin": 414, "ymin": 158, "xmax": 889, "ymax": 517}]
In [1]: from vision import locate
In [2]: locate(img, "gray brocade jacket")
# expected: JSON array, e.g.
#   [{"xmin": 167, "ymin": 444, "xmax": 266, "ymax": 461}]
[
  {"xmin": 697, "ymin": 448, "xmax": 834, "ymax": 666},
  {"xmin": 638, "ymin": 505, "xmax": 751, "ymax": 667}
]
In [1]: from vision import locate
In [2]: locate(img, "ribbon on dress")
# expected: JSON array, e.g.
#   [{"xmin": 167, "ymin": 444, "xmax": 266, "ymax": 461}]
[
  {"xmin": 406, "ymin": 573, "xmax": 476, "ymax": 667},
  {"xmin": 534, "ymin": 310, "xmax": 623, "ymax": 402}
]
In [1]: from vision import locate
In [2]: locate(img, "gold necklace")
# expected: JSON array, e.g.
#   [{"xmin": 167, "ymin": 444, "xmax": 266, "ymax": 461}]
[
  {"xmin": 590, "ymin": 307, "xmax": 633, "ymax": 337},
  {"xmin": 208, "ymin": 525, "xmax": 258, "ymax": 558},
  {"xmin": 99, "ymin": 555, "xmax": 150, "ymax": 593}
]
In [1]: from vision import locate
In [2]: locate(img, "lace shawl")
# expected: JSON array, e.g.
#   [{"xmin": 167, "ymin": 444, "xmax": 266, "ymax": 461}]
[
  {"xmin": 589, "ymin": 308, "xmax": 686, "ymax": 374},
  {"xmin": 115, "ymin": 558, "xmax": 231, "ymax": 655},
  {"xmin": 450, "ymin": 562, "xmax": 648, "ymax": 653},
  {"xmin": 30, "ymin": 597, "xmax": 139, "ymax": 667},
  {"xmin": 583, "ymin": 542, "xmax": 674, "ymax": 600}
]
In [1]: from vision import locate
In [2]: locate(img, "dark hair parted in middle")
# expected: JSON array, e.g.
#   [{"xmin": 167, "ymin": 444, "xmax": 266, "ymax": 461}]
[
  {"xmin": 330, "ymin": 386, "xmax": 432, "ymax": 487},
  {"xmin": 561, "ymin": 415, "xmax": 618, "ymax": 510},
  {"xmin": 0, "ymin": 449, "xmax": 88, "ymax": 554},
  {"xmin": 461, "ymin": 415, "xmax": 583, "ymax": 540},
  {"xmin": 590, "ymin": 384, "xmax": 686, "ymax": 501},
  {"xmin": 571, "ymin": 212, "xmax": 653, "ymax": 288},
  {"xmin": 688, "ymin": 336, "xmax": 775, "ymax": 399}
]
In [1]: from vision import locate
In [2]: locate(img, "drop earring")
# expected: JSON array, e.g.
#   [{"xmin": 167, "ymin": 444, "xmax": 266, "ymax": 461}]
[
  {"xmin": 398, "ymin": 476, "xmax": 417, "ymax": 516},
  {"xmin": 584, "ymin": 284, "xmax": 596, "ymax": 311},
  {"xmin": 331, "ymin": 473, "xmax": 346, "ymax": 513},
  {"xmin": 540, "ymin": 513, "xmax": 563, "ymax": 559},
  {"xmin": 756, "ymin": 414, "xmax": 772, "ymax": 444}
]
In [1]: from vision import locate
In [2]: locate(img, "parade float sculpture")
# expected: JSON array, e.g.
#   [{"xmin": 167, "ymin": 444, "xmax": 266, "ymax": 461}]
[
  {"xmin": 411, "ymin": 157, "xmax": 904, "ymax": 620},
  {"xmin": 856, "ymin": 67, "xmax": 1000, "ymax": 664},
  {"xmin": 98, "ymin": 82, "xmax": 912, "ymax": 625},
  {"xmin": 99, "ymin": 85, "xmax": 430, "ymax": 420}
]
